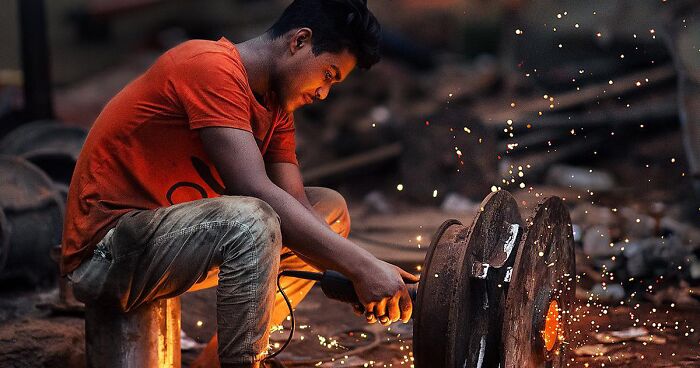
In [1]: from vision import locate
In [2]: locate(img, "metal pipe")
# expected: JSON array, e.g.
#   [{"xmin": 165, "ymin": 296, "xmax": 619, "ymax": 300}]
[
  {"xmin": 85, "ymin": 298, "xmax": 181, "ymax": 368},
  {"xmin": 17, "ymin": 0, "xmax": 54, "ymax": 121}
]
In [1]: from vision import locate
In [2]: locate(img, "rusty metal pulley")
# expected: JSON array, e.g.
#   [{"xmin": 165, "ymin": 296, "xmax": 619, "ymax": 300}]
[
  {"xmin": 0, "ymin": 120, "xmax": 87, "ymax": 286},
  {"xmin": 0, "ymin": 155, "xmax": 64, "ymax": 285},
  {"xmin": 412, "ymin": 190, "xmax": 575, "ymax": 368},
  {"xmin": 0, "ymin": 120, "xmax": 87, "ymax": 191},
  {"xmin": 501, "ymin": 196, "xmax": 575, "ymax": 368},
  {"xmin": 0, "ymin": 120, "xmax": 86, "ymax": 160}
]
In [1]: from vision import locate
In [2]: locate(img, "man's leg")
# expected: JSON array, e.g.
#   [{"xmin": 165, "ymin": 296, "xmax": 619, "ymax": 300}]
[
  {"xmin": 191, "ymin": 187, "xmax": 351, "ymax": 367},
  {"xmin": 270, "ymin": 186, "xmax": 351, "ymax": 326},
  {"xmin": 70, "ymin": 196, "xmax": 282, "ymax": 367}
]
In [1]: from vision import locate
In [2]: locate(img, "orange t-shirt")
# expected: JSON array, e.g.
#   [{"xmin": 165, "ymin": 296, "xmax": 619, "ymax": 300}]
[{"xmin": 61, "ymin": 37, "xmax": 297, "ymax": 275}]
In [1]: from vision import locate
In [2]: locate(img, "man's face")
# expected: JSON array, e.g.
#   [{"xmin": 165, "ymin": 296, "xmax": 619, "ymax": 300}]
[{"xmin": 273, "ymin": 35, "xmax": 357, "ymax": 112}]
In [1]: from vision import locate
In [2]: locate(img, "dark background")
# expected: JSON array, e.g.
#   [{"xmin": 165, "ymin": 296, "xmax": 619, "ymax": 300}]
[{"xmin": 1, "ymin": 1, "xmax": 699, "ymax": 367}]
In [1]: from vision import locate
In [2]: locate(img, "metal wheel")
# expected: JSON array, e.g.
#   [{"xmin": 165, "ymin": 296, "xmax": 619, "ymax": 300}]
[{"xmin": 502, "ymin": 196, "xmax": 576, "ymax": 368}]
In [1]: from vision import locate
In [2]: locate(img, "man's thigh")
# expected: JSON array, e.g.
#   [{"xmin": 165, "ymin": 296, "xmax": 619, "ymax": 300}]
[
  {"xmin": 188, "ymin": 186, "xmax": 351, "ymax": 290},
  {"xmin": 187, "ymin": 187, "xmax": 351, "ymax": 300},
  {"xmin": 70, "ymin": 195, "xmax": 278, "ymax": 311}
]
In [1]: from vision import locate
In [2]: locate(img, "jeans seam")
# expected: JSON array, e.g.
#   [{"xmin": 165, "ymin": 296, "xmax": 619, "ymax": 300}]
[
  {"xmin": 241, "ymin": 233, "xmax": 258, "ymax": 361},
  {"xmin": 151, "ymin": 220, "xmax": 254, "ymax": 247}
]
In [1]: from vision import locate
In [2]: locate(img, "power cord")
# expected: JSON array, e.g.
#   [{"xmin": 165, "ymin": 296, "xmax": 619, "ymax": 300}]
[{"xmin": 263, "ymin": 270, "xmax": 324, "ymax": 361}]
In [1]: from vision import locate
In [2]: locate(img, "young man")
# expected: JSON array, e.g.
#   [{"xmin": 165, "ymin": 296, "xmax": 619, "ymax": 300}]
[{"xmin": 61, "ymin": 0, "xmax": 417, "ymax": 366}]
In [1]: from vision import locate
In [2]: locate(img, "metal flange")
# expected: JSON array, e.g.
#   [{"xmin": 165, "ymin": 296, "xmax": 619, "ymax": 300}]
[
  {"xmin": 413, "ymin": 218, "xmax": 464, "ymax": 368},
  {"xmin": 449, "ymin": 190, "xmax": 523, "ymax": 368},
  {"xmin": 501, "ymin": 196, "xmax": 576, "ymax": 368}
]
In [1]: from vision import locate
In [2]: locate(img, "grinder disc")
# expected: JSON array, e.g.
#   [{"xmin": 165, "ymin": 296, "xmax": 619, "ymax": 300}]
[
  {"xmin": 413, "ymin": 190, "xmax": 523, "ymax": 368},
  {"xmin": 501, "ymin": 196, "xmax": 576, "ymax": 368}
]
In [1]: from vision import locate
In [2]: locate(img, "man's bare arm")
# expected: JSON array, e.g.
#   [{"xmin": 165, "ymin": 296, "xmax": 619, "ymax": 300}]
[
  {"xmin": 200, "ymin": 127, "xmax": 417, "ymax": 324},
  {"xmin": 266, "ymin": 162, "xmax": 327, "ymax": 226},
  {"xmin": 200, "ymin": 128, "xmax": 371, "ymax": 276}
]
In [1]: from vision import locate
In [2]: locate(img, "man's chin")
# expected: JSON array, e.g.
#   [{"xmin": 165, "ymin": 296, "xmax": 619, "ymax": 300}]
[{"xmin": 282, "ymin": 100, "xmax": 303, "ymax": 113}]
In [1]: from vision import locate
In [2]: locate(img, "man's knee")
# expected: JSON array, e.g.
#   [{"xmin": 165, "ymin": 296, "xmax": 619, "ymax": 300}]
[
  {"xmin": 329, "ymin": 192, "xmax": 351, "ymax": 238},
  {"xmin": 306, "ymin": 187, "xmax": 351, "ymax": 238},
  {"xmin": 213, "ymin": 196, "xmax": 282, "ymax": 257},
  {"xmin": 216, "ymin": 196, "xmax": 279, "ymax": 227}
]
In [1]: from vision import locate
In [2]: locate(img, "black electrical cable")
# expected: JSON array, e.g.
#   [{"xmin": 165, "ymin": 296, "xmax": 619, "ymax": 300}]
[
  {"xmin": 263, "ymin": 270, "xmax": 324, "ymax": 361},
  {"xmin": 263, "ymin": 273, "xmax": 295, "ymax": 361}
]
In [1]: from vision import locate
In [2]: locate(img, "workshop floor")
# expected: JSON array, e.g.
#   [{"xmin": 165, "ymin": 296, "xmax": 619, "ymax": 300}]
[
  {"xmin": 0, "ymin": 282, "xmax": 698, "ymax": 367},
  {"xmin": 179, "ymin": 285, "xmax": 700, "ymax": 367}
]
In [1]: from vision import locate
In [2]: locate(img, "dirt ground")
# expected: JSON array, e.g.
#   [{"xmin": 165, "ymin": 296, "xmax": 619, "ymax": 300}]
[
  {"xmin": 247, "ymin": 287, "xmax": 700, "ymax": 368},
  {"xmin": 2, "ymin": 282, "xmax": 697, "ymax": 368}
]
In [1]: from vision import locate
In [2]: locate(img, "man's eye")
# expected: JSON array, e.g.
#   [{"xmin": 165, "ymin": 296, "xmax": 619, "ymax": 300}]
[{"xmin": 324, "ymin": 71, "xmax": 333, "ymax": 80}]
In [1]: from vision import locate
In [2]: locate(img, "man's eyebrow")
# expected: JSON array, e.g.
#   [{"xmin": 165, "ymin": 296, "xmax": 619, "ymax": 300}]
[{"xmin": 331, "ymin": 65, "xmax": 342, "ymax": 81}]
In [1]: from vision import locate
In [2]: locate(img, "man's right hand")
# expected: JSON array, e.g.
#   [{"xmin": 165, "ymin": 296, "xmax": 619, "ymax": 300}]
[{"xmin": 350, "ymin": 260, "xmax": 419, "ymax": 326}]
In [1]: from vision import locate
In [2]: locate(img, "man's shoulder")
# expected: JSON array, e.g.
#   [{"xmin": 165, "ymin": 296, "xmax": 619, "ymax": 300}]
[{"xmin": 166, "ymin": 37, "xmax": 241, "ymax": 68}]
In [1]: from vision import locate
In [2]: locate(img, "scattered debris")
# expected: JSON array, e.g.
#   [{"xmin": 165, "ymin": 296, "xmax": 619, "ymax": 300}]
[
  {"xmin": 362, "ymin": 191, "xmax": 394, "ymax": 215},
  {"xmin": 440, "ymin": 192, "xmax": 477, "ymax": 213},
  {"xmin": 590, "ymin": 283, "xmax": 626, "ymax": 303},
  {"xmin": 623, "ymin": 236, "xmax": 691, "ymax": 279},
  {"xmin": 181, "ymin": 331, "xmax": 205, "ymax": 351},
  {"xmin": 582, "ymin": 225, "xmax": 617, "ymax": 257},
  {"xmin": 573, "ymin": 343, "xmax": 617, "ymax": 357},
  {"xmin": 545, "ymin": 165, "xmax": 616, "ymax": 192}
]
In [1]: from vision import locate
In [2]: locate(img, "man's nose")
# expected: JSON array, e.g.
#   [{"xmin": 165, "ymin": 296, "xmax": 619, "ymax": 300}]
[{"xmin": 315, "ymin": 86, "xmax": 329, "ymax": 100}]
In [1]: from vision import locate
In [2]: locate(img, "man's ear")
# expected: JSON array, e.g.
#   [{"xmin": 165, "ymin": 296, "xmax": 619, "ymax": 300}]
[{"xmin": 290, "ymin": 28, "xmax": 313, "ymax": 55}]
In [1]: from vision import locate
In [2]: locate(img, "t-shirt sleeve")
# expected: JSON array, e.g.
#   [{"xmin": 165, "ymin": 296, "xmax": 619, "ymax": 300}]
[
  {"xmin": 169, "ymin": 52, "xmax": 252, "ymax": 131},
  {"xmin": 264, "ymin": 112, "xmax": 298, "ymax": 166}
]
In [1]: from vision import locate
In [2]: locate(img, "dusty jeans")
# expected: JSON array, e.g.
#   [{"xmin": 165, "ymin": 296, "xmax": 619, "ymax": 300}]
[{"xmin": 69, "ymin": 187, "xmax": 350, "ymax": 366}]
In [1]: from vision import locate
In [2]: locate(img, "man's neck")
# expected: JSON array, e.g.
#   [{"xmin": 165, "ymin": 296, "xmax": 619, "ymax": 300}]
[{"xmin": 236, "ymin": 34, "xmax": 276, "ymax": 98}]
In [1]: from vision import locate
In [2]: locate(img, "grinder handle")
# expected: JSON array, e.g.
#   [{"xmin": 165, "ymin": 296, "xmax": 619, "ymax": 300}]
[{"xmin": 320, "ymin": 270, "xmax": 418, "ymax": 310}]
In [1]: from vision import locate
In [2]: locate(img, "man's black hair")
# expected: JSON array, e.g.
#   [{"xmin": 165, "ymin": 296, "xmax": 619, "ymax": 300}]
[{"xmin": 268, "ymin": 0, "xmax": 381, "ymax": 70}]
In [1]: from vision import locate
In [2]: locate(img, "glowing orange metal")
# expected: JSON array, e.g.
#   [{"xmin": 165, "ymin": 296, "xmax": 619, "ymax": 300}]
[{"xmin": 542, "ymin": 299, "xmax": 560, "ymax": 351}]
